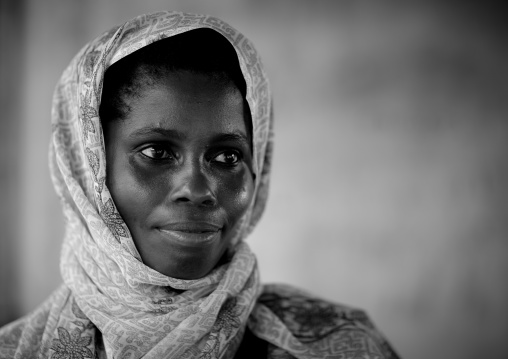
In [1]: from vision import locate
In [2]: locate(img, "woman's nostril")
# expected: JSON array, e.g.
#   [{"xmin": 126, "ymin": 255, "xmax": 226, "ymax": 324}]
[
  {"xmin": 171, "ymin": 184, "xmax": 216, "ymax": 206},
  {"xmin": 174, "ymin": 196, "xmax": 215, "ymax": 206},
  {"xmin": 202, "ymin": 199, "xmax": 216, "ymax": 207}
]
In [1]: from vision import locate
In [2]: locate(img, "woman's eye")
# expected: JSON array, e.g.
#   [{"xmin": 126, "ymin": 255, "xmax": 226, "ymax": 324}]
[
  {"xmin": 140, "ymin": 146, "xmax": 173, "ymax": 160},
  {"xmin": 213, "ymin": 150, "xmax": 240, "ymax": 165}
]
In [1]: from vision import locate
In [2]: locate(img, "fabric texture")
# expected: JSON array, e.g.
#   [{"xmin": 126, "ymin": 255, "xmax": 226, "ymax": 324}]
[{"xmin": 0, "ymin": 11, "xmax": 399, "ymax": 359}]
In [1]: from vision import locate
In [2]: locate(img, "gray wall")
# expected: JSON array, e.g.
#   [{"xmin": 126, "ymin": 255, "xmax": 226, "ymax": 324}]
[{"xmin": 1, "ymin": 1, "xmax": 507, "ymax": 358}]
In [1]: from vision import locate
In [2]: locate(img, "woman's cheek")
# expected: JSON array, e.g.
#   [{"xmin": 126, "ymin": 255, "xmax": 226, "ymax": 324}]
[
  {"xmin": 224, "ymin": 167, "xmax": 255, "ymax": 219},
  {"xmin": 110, "ymin": 162, "xmax": 160, "ymax": 226}
]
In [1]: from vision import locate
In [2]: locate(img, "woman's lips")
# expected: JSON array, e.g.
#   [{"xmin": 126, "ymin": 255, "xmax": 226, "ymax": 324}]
[{"xmin": 157, "ymin": 222, "xmax": 222, "ymax": 246}]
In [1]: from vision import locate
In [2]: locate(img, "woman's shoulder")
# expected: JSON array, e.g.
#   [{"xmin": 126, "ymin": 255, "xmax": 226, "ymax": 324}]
[
  {"xmin": 0, "ymin": 284, "xmax": 70, "ymax": 358},
  {"xmin": 258, "ymin": 283, "xmax": 380, "ymax": 334},
  {"xmin": 0, "ymin": 316, "xmax": 28, "ymax": 356},
  {"xmin": 0, "ymin": 304, "xmax": 50, "ymax": 358},
  {"xmin": 250, "ymin": 283, "xmax": 400, "ymax": 359}
]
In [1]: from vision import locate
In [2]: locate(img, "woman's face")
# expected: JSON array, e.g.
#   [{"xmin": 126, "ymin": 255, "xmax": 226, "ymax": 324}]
[{"xmin": 103, "ymin": 71, "xmax": 255, "ymax": 280}]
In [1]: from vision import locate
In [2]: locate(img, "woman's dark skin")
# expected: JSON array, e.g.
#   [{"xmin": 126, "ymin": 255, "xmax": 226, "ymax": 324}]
[{"xmin": 103, "ymin": 70, "xmax": 255, "ymax": 280}]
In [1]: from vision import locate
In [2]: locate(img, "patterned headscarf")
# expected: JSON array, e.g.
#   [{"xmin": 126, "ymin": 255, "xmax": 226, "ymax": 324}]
[
  {"xmin": 48, "ymin": 11, "xmax": 272, "ymax": 358},
  {"xmin": 0, "ymin": 11, "xmax": 399, "ymax": 359}
]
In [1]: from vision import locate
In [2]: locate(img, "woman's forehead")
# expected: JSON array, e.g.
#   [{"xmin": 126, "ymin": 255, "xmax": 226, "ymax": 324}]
[{"xmin": 118, "ymin": 71, "xmax": 250, "ymax": 141}]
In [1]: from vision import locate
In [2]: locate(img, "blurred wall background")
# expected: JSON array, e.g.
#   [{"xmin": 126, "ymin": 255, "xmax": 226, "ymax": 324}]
[{"xmin": 1, "ymin": 1, "xmax": 507, "ymax": 358}]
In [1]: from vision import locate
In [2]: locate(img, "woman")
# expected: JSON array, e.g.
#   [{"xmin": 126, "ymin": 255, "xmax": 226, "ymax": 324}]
[{"xmin": 0, "ymin": 11, "xmax": 399, "ymax": 358}]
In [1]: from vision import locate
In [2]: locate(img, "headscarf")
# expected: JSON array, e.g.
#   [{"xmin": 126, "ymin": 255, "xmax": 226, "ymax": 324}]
[
  {"xmin": 52, "ymin": 11, "xmax": 272, "ymax": 358},
  {"xmin": 0, "ymin": 11, "xmax": 399, "ymax": 359}
]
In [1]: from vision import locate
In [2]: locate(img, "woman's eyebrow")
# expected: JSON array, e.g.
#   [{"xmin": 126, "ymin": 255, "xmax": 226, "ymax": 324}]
[
  {"xmin": 128, "ymin": 127, "xmax": 249, "ymax": 146},
  {"xmin": 128, "ymin": 127, "xmax": 186, "ymax": 139},
  {"xmin": 211, "ymin": 132, "xmax": 249, "ymax": 145}
]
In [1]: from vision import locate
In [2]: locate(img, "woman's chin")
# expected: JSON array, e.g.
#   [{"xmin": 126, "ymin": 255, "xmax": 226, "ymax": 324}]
[
  {"xmin": 146, "ymin": 251, "xmax": 223, "ymax": 280},
  {"xmin": 160, "ymin": 264, "xmax": 214, "ymax": 280}
]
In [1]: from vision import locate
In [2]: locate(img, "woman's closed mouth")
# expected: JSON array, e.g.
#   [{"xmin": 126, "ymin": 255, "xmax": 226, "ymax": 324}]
[{"xmin": 157, "ymin": 222, "xmax": 222, "ymax": 246}]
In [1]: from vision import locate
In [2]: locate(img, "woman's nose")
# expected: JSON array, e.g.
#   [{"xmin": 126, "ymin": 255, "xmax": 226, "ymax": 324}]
[{"xmin": 169, "ymin": 162, "xmax": 217, "ymax": 207}]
